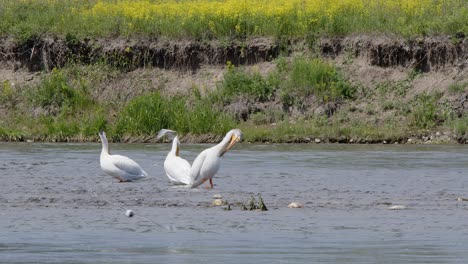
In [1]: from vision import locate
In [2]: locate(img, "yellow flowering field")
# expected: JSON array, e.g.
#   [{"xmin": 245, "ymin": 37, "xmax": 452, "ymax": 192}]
[{"xmin": 0, "ymin": 0, "xmax": 467, "ymax": 38}]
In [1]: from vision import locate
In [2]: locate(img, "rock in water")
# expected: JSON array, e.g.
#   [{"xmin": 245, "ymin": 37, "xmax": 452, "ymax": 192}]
[
  {"xmin": 213, "ymin": 194, "xmax": 222, "ymax": 199},
  {"xmin": 212, "ymin": 199, "xmax": 225, "ymax": 206},
  {"xmin": 288, "ymin": 202, "xmax": 303, "ymax": 208},
  {"xmin": 388, "ymin": 205, "xmax": 406, "ymax": 210}
]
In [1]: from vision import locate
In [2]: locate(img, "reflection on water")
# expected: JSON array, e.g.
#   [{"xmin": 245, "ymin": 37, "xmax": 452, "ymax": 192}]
[{"xmin": 0, "ymin": 143, "xmax": 467, "ymax": 263}]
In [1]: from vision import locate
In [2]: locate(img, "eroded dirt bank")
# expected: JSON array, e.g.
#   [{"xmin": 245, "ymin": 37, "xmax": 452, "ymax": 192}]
[
  {"xmin": 1, "ymin": 35, "xmax": 467, "ymax": 72},
  {"xmin": 1, "ymin": 35, "xmax": 467, "ymax": 143}
]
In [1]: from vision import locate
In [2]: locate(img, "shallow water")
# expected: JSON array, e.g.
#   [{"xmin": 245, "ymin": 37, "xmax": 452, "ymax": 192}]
[{"xmin": 1, "ymin": 142, "xmax": 467, "ymax": 263}]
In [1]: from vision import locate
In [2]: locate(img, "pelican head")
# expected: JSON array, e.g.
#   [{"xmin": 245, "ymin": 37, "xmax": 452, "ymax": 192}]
[
  {"xmin": 220, "ymin": 129, "xmax": 243, "ymax": 157},
  {"xmin": 99, "ymin": 130, "xmax": 106, "ymax": 140},
  {"xmin": 98, "ymin": 130, "xmax": 110, "ymax": 155}
]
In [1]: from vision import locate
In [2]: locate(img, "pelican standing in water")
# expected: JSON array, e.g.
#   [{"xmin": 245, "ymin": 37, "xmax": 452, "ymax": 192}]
[
  {"xmin": 190, "ymin": 129, "xmax": 243, "ymax": 189},
  {"xmin": 98, "ymin": 131, "xmax": 148, "ymax": 182},
  {"xmin": 156, "ymin": 129, "xmax": 192, "ymax": 185}
]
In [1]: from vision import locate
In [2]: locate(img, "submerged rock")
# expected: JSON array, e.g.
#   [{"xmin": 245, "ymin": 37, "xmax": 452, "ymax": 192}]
[
  {"xmin": 212, "ymin": 199, "xmax": 225, "ymax": 206},
  {"xmin": 388, "ymin": 205, "xmax": 407, "ymax": 210},
  {"xmin": 125, "ymin": 210, "xmax": 134, "ymax": 217},
  {"xmin": 288, "ymin": 202, "xmax": 303, "ymax": 208}
]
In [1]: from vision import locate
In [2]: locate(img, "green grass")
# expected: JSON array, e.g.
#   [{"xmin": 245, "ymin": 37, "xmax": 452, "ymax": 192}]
[
  {"xmin": 218, "ymin": 63, "xmax": 279, "ymax": 103},
  {"xmin": 448, "ymin": 116, "xmax": 468, "ymax": 137},
  {"xmin": 115, "ymin": 92, "xmax": 236, "ymax": 136},
  {"xmin": 0, "ymin": 0, "xmax": 466, "ymax": 40},
  {"xmin": 0, "ymin": 57, "xmax": 465, "ymax": 143},
  {"xmin": 27, "ymin": 68, "xmax": 93, "ymax": 110},
  {"xmin": 409, "ymin": 92, "xmax": 442, "ymax": 129},
  {"xmin": 4, "ymin": 66, "xmax": 110, "ymax": 140},
  {"xmin": 448, "ymin": 81, "xmax": 468, "ymax": 94},
  {"xmin": 0, "ymin": 126, "xmax": 25, "ymax": 141},
  {"xmin": 239, "ymin": 118, "xmax": 410, "ymax": 143},
  {"xmin": 281, "ymin": 57, "xmax": 356, "ymax": 105}
]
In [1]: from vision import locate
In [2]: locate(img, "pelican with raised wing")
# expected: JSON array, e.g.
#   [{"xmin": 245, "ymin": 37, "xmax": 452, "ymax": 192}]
[
  {"xmin": 190, "ymin": 129, "xmax": 243, "ymax": 189},
  {"xmin": 98, "ymin": 131, "xmax": 148, "ymax": 182},
  {"xmin": 157, "ymin": 129, "xmax": 192, "ymax": 185}
]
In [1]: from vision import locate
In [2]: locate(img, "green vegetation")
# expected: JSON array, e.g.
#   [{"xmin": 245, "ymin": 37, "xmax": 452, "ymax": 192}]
[
  {"xmin": 0, "ymin": 54, "xmax": 466, "ymax": 143},
  {"xmin": 239, "ymin": 118, "xmax": 410, "ymax": 143},
  {"xmin": 409, "ymin": 92, "xmax": 441, "ymax": 129},
  {"xmin": 219, "ymin": 62, "xmax": 279, "ymax": 103},
  {"xmin": 281, "ymin": 57, "xmax": 356, "ymax": 104},
  {"xmin": 0, "ymin": 0, "xmax": 466, "ymax": 40},
  {"xmin": 448, "ymin": 81, "xmax": 468, "ymax": 94},
  {"xmin": 115, "ymin": 92, "xmax": 235, "ymax": 136}
]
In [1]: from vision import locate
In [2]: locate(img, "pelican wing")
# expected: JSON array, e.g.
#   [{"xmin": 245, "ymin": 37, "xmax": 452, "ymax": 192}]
[
  {"xmin": 157, "ymin": 129, "xmax": 177, "ymax": 140},
  {"xmin": 165, "ymin": 156, "xmax": 191, "ymax": 185},
  {"xmin": 111, "ymin": 154, "xmax": 147, "ymax": 178},
  {"xmin": 189, "ymin": 150, "xmax": 209, "ymax": 188}
]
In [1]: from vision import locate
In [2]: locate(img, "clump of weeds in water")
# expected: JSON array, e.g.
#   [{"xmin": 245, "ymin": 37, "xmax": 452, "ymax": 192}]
[
  {"xmin": 223, "ymin": 201, "xmax": 232, "ymax": 211},
  {"xmin": 242, "ymin": 193, "xmax": 267, "ymax": 211},
  {"xmin": 248, "ymin": 194, "xmax": 258, "ymax": 210},
  {"xmin": 257, "ymin": 194, "xmax": 268, "ymax": 211}
]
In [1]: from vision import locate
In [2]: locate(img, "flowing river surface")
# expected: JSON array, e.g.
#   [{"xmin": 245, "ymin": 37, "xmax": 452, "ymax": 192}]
[{"xmin": 0, "ymin": 142, "xmax": 467, "ymax": 263}]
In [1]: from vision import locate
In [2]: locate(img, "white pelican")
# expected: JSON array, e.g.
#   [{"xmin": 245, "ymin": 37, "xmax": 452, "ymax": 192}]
[
  {"xmin": 190, "ymin": 129, "xmax": 243, "ymax": 189},
  {"xmin": 98, "ymin": 131, "xmax": 148, "ymax": 182},
  {"xmin": 156, "ymin": 129, "xmax": 192, "ymax": 185}
]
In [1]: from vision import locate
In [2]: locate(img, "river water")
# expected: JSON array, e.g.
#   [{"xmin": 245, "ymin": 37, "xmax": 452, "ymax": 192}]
[{"xmin": 0, "ymin": 142, "xmax": 467, "ymax": 263}]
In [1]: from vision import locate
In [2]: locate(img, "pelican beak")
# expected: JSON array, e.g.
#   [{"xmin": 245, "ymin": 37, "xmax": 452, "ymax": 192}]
[{"xmin": 221, "ymin": 134, "xmax": 240, "ymax": 157}]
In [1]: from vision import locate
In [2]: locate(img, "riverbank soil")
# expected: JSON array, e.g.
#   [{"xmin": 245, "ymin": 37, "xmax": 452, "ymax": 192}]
[{"xmin": 0, "ymin": 35, "xmax": 467, "ymax": 143}]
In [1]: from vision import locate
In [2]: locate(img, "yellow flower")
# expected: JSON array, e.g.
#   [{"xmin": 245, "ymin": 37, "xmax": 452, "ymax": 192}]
[{"xmin": 235, "ymin": 24, "xmax": 241, "ymax": 34}]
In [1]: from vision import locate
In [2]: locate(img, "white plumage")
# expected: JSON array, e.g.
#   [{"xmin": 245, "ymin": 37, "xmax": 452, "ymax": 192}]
[
  {"xmin": 190, "ymin": 129, "xmax": 243, "ymax": 189},
  {"xmin": 98, "ymin": 131, "xmax": 147, "ymax": 182},
  {"xmin": 157, "ymin": 129, "xmax": 192, "ymax": 185}
]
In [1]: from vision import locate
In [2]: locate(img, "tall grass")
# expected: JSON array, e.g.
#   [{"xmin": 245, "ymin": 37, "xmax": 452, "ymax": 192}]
[
  {"xmin": 18, "ymin": 67, "xmax": 108, "ymax": 140},
  {"xmin": 115, "ymin": 92, "xmax": 235, "ymax": 136},
  {"xmin": 409, "ymin": 92, "xmax": 441, "ymax": 129},
  {"xmin": 281, "ymin": 57, "xmax": 356, "ymax": 105},
  {"xmin": 448, "ymin": 81, "xmax": 468, "ymax": 94},
  {"xmin": 28, "ymin": 68, "xmax": 93, "ymax": 110},
  {"xmin": 219, "ymin": 63, "xmax": 279, "ymax": 103},
  {"xmin": 0, "ymin": 0, "xmax": 466, "ymax": 40}
]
